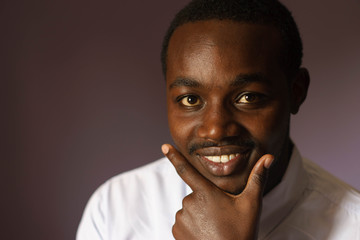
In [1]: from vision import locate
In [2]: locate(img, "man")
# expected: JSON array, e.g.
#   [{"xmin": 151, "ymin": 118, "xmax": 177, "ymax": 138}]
[{"xmin": 77, "ymin": 0, "xmax": 360, "ymax": 239}]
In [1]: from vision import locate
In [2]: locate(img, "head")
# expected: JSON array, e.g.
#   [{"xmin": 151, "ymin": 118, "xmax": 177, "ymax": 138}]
[
  {"xmin": 161, "ymin": 0, "xmax": 303, "ymax": 80},
  {"xmin": 162, "ymin": 0, "xmax": 309, "ymax": 194}
]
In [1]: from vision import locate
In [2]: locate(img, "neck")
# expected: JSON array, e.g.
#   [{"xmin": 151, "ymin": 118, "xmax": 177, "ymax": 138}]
[{"xmin": 263, "ymin": 139, "xmax": 293, "ymax": 195}]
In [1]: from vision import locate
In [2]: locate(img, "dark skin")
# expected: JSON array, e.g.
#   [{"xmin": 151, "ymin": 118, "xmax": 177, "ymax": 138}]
[{"xmin": 162, "ymin": 20, "xmax": 309, "ymax": 239}]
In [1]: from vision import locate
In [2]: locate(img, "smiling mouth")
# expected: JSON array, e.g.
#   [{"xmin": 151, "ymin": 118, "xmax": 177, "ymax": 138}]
[
  {"xmin": 204, "ymin": 154, "xmax": 240, "ymax": 163},
  {"xmin": 193, "ymin": 145, "xmax": 253, "ymax": 177}
]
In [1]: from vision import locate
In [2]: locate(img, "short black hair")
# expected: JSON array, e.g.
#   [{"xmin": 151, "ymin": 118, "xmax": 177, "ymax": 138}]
[{"xmin": 161, "ymin": 0, "xmax": 303, "ymax": 80}]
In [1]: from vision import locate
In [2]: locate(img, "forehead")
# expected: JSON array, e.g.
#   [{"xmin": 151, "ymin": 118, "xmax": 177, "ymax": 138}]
[{"xmin": 166, "ymin": 20, "xmax": 285, "ymax": 87}]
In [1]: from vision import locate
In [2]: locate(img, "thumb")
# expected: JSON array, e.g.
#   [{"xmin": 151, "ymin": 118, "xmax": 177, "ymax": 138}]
[{"xmin": 242, "ymin": 154, "xmax": 274, "ymax": 200}]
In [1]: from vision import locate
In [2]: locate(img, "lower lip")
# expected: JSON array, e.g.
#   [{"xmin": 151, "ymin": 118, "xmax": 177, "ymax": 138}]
[{"xmin": 199, "ymin": 153, "xmax": 249, "ymax": 176}]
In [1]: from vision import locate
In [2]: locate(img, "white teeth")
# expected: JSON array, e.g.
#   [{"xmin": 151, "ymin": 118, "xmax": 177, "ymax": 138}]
[
  {"xmin": 207, "ymin": 156, "xmax": 220, "ymax": 162},
  {"xmin": 220, "ymin": 155, "xmax": 229, "ymax": 163},
  {"xmin": 213, "ymin": 156, "xmax": 221, "ymax": 162},
  {"xmin": 205, "ymin": 154, "xmax": 239, "ymax": 163}
]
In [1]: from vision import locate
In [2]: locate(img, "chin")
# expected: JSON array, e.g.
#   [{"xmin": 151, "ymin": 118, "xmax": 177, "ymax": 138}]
[{"xmin": 211, "ymin": 177, "xmax": 247, "ymax": 195}]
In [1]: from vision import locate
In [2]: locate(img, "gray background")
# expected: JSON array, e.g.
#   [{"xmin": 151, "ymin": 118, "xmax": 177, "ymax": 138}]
[{"xmin": 2, "ymin": 0, "xmax": 359, "ymax": 239}]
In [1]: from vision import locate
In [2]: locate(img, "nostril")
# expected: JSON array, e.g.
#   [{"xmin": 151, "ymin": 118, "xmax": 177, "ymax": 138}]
[
  {"xmin": 225, "ymin": 122, "xmax": 242, "ymax": 137},
  {"xmin": 197, "ymin": 113, "xmax": 241, "ymax": 140}
]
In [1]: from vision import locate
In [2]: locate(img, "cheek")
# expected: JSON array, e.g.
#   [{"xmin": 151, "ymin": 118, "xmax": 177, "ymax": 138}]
[
  {"xmin": 241, "ymin": 104, "xmax": 290, "ymax": 151},
  {"xmin": 168, "ymin": 111, "xmax": 197, "ymax": 152}
]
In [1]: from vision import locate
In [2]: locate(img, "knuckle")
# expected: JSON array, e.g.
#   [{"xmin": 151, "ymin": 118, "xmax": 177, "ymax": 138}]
[
  {"xmin": 175, "ymin": 209, "xmax": 183, "ymax": 221},
  {"xmin": 167, "ymin": 151, "xmax": 176, "ymax": 161},
  {"xmin": 182, "ymin": 193, "xmax": 197, "ymax": 207},
  {"xmin": 182, "ymin": 192, "xmax": 206, "ymax": 210},
  {"xmin": 176, "ymin": 163, "xmax": 187, "ymax": 176},
  {"xmin": 172, "ymin": 224, "xmax": 179, "ymax": 239},
  {"xmin": 182, "ymin": 196, "xmax": 190, "ymax": 207},
  {"xmin": 252, "ymin": 172, "xmax": 266, "ymax": 186}
]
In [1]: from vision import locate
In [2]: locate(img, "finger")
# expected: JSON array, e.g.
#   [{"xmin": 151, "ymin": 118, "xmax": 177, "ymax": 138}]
[
  {"xmin": 161, "ymin": 144, "xmax": 213, "ymax": 192},
  {"xmin": 241, "ymin": 154, "xmax": 274, "ymax": 200}
]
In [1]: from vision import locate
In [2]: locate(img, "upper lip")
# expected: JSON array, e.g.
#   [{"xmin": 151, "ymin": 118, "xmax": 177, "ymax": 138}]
[{"xmin": 195, "ymin": 145, "xmax": 252, "ymax": 156}]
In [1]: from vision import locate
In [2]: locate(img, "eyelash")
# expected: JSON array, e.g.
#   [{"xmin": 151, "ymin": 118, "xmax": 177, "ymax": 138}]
[
  {"xmin": 235, "ymin": 92, "xmax": 265, "ymax": 104},
  {"xmin": 176, "ymin": 92, "xmax": 266, "ymax": 108},
  {"xmin": 176, "ymin": 95, "xmax": 202, "ymax": 107}
]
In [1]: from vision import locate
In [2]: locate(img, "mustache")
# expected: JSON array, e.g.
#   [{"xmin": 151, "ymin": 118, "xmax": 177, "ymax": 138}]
[{"xmin": 188, "ymin": 137, "xmax": 255, "ymax": 155}]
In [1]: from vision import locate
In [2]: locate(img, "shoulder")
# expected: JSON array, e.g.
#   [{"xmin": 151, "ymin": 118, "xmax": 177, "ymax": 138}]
[
  {"xmin": 268, "ymin": 156, "xmax": 360, "ymax": 239},
  {"xmin": 303, "ymin": 158, "xmax": 360, "ymax": 213},
  {"xmin": 77, "ymin": 158, "xmax": 185, "ymax": 239},
  {"xmin": 281, "ymin": 158, "xmax": 360, "ymax": 239},
  {"xmin": 104, "ymin": 157, "xmax": 176, "ymax": 192},
  {"xmin": 85, "ymin": 157, "xmax": 183, "ymax": 214}
]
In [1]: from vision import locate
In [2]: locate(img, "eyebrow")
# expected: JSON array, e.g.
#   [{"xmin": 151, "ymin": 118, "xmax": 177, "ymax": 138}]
[
  {"xmin": 230, "ymin": 73, "xmax": 266, "ymax": 87},
  {"xmin": 169, "ymin": 73, "xmax": 266, "ymax": 89},
  {"xmin": 169, "ymin": 77, "xmax": 201, "ymax": 89}
]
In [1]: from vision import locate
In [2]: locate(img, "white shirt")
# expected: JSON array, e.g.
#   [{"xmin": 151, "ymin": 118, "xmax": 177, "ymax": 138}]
[{"xmin": 77, "ymin": 147, "xmax": 360, "ymax": 239}]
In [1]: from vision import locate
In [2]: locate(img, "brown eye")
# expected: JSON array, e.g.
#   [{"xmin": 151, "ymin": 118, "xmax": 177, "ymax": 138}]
[
  {"xmin": 180, "ymin": 95, "xmax": 201, "ymax": 106},
  {"xmin": 237, "ymin": 93, "xmax": 261, "ymax": 104}
]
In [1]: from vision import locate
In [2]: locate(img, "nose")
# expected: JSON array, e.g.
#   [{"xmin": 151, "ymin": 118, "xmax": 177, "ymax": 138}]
[{"xmin": 197, "ymin": 103, "xmax": 241, "ymax": 141}]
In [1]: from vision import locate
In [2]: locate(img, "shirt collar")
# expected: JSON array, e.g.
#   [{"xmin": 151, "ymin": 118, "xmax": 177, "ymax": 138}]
[{"xmin": 259, "ymin": 146, "xmax": 309, "ymax": 239}]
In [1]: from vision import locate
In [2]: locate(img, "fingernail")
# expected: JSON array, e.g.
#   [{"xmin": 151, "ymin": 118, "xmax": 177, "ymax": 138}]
[
  {"xmin": 264, "ymin": 156, "xmax": 274, "ymax": 169},
  {"xmin": 161, "ymin": 144, "xmax": 169, "ymax": 155}
]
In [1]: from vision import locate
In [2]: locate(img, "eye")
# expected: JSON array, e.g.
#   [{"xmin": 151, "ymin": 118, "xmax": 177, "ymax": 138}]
[
  {"xmin": 236, "ymin": 93, "xmax": 264, "ymax": 104},
  {"xmin": 178, "ymin": 95, "xmax": 201, "ymax": 107}
]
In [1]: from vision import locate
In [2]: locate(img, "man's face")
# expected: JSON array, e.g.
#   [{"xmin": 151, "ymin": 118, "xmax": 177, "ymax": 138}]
[{"xmin": 166, "ymin": 20, "xmax": 293, "ymax": 194}]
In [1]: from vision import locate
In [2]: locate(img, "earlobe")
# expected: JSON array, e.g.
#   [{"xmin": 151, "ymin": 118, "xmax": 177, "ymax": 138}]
[{"xmin": 291, "ymin": 68, "xmax": 310, "ymax": 114}]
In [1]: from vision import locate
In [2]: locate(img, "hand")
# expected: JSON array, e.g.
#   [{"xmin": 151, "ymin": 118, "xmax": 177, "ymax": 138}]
[{"xmin": 161, "ymin": 144, "xmax": 274, "ymax": 240}]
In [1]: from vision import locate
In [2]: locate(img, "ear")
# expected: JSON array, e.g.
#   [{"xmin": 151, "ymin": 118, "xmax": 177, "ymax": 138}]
[{"xmin": 290, "ymin": 68, "xmax": 310, "ymax": 114}]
